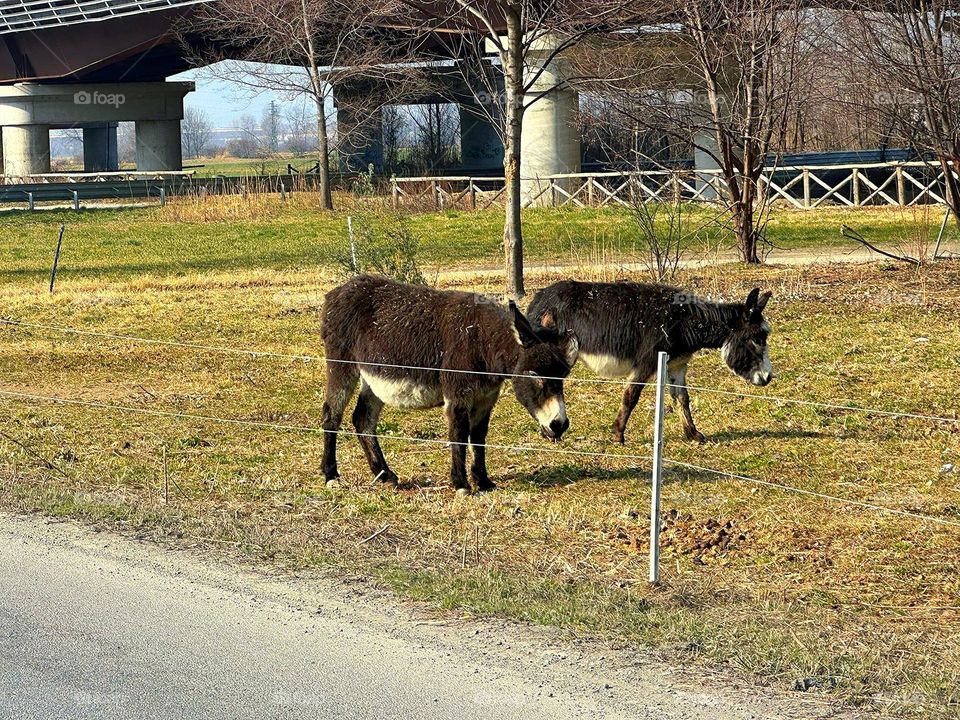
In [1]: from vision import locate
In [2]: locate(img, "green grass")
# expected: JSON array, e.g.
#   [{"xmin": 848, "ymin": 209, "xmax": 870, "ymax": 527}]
[
  {"xmin": 183, "ymin": 155, "xmax": 313, "ymax": 177},
  {"xmin": 1, "ymin": 199, "xmax": 954, "ymax": 287},
  {"xmin": 1, "ymin": 199, "xmax": 959, "ymax": 717}
]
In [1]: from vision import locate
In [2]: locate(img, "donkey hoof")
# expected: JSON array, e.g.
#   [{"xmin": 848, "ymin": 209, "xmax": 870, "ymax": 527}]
[
  {"xmin": 687, "ymin": 431, "xmax": 707, "ymax": 444},
  {"xmin": 611, "ymin": 431, "xmax": 626, "ymax": 445},
  {"xmin": 475, "ymin": 481, "xmax": 497, "ymax": 493},
  {"xmin": 374, "ymin": 469, "xmax": 400, "ymax": 486},
  {"xmin": 455, "ymin": 487, "xmax": 472, "ymax": 497},
  {"xmin": 325, "ymin": 477, "xmax": 342, "ymax": 489}
]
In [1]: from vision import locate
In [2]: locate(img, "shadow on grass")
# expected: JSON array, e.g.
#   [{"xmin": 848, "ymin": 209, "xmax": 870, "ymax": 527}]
[
  {"xmin": 504, "ymin": 462, "xmax": 648, "ymax": 490},
  {"xmin": 707, "ymin": 428, "xmax": 829, "ymax": 442}
]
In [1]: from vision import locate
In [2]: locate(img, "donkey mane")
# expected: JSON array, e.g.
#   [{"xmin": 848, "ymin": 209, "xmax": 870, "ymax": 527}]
[{"xmin": 673, "ymin": 298, "xmax": 746, "ymax": 352}]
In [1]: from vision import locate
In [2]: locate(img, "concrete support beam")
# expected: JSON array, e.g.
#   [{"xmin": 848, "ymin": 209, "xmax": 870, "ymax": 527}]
[
  {"xmin": 2, "ymin": 124, "xmax": 51, "ymax": 176},
  {"xmin": 459, "ymin": 104, "xmax": 504, "ymax": 173},
  {"xmin": 520, "ymin": 37, "xmax": 581, "ymax": 206},
  {"xmin": 335, "ymin": 102, "xmax": 383, "ymax": 173},
  {"xmin": 83, "ymin": 122, "xmax": 119, "ymax": 172},
  {"xmin": 135, "ymin": 120, "xmax": 182, "ymax": 172}
]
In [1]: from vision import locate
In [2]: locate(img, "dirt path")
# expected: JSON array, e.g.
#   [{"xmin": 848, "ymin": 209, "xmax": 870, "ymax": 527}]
[{"xmin": 436, "ymin": 242, "xmax": 960, "ymax": 283}]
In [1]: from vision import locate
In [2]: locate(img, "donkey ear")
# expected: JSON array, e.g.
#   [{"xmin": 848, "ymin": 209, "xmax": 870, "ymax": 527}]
[
  {"xmin": 756, "ymin": 290, "xmax": 772, "ymax": 313},
  {"xmin": 509, "ymin": 300, "xmax": 541, "ymax": 348},
  {"xmin": 744, "ymin": 287, "xmax": 761, "ymax": 311}
]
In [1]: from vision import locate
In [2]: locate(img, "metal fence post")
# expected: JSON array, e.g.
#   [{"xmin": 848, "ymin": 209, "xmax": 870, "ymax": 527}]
[
  {"xmin": 72, "ymin": 190, "xmax": 80, "ymax": 212},
  {"xmin": 649, "ymin": 350, "xmax": 668, "ymax": 585}
]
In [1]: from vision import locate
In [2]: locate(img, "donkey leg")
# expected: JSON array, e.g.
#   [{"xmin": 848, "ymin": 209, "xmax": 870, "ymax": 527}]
[
  {"xmin": 321, "ymin": 364, "xmax": 359, "ymax": 486},
  {"xmin": 669, "ymin": 364, "xmax": 705, "ymax": 443},
  {"xmin": 612, "ymin": 371, "xmax": 648, "ymax": 444},
  {"xmin": 469, "ymin": 402, "xmax": 496, "ymax": 492},
  {"xmin": 446, "ymin": 402, "xmax": 472, "ymax": 495},
  {"xmin": 352, "ymin": 382, "xmax": 399, "ymax": 486}
]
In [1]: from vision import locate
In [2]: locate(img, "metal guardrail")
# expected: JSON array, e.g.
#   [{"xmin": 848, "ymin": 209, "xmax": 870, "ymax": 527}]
[{"xmin": 0, "ymin": 174, "xmax": 325, "ymax": 211}]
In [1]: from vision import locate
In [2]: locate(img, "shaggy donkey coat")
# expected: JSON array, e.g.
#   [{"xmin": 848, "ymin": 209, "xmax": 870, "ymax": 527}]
[
  {"xmin": 321, "ymin": 275, "xmax": 577, "ymax": 494},
  {"xmin": 527, "ymin": 280, "xmax": 773, "ymax": 443}
]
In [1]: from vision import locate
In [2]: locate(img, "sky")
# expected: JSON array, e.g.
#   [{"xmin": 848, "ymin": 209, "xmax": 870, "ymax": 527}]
[{"xmin": 172, "ymin": 63, "xmax": 326, "ymax": 128}]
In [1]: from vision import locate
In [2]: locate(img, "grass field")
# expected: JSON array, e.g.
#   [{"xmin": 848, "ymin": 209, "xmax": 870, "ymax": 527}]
[
  {"xmin": 0, "ymin": 198, "xmax": 954, "ymax": 285},
  {"xmin": 1, "ymin": 198, "xmax": 959, "ymax": 716}
]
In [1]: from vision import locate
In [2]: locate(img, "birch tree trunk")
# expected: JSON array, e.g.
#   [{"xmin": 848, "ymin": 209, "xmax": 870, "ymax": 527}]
[{"xmin": 502, "ymin": 10, "xmax": 525, "ymax": 299}]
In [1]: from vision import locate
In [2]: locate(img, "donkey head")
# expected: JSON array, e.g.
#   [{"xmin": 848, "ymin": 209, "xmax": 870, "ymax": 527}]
[
  {"xmin": 509, "ymin": 302, "xmax": 578, "ymax": 441},
  {"xmin": 722, "ymin": 288, "xmax": 774, "ymax": 387}
]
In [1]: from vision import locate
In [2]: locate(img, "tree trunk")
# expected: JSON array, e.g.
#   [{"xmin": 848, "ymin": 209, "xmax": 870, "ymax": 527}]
[
  {"xmin": 734, "ymin": 194, "xmax": 760, "ymax": 264},
  {"xmin": 502, "ymin": 12, "xmax": 525, "ymax": 300},
  {"xmin": 316, "ymin": 97, "xmax": 334, "ymax": 211}
]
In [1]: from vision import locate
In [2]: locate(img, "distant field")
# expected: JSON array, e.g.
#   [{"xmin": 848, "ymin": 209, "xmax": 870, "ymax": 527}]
[
  {"xmin": 184, "ymin": 155, "xmax": 312, "ymax": 177},
  {"xmin": 1, "ymin": 198, "xmax": 959, "ymax": 716}
]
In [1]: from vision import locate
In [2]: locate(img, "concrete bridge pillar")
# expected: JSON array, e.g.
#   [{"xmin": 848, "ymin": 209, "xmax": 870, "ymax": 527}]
[
  {"xmin": 2, "ymin": 124, "xmax": 51, "ymax": 176},
  {"xmin": 0, "ymin": 82, "xmax": 192, "ymax": 177},
  {"xmin": 520, "ymin": 35, "xmax": 581, "ymax": 206},
  {"xmin": 693, "ymin": 124, "xmax": 721, "ymax": 200},
  {"xmin": 135, "ymin": 120, "xmax": 181, "ymax": 172},
  {"xmin": 335, "ymin": 102, "xmax": 384, "ymax": 173},
  {"xmin": 83, "ymin": 122, "xmax": 119, "ymax": 172},
  {"xmin": 459, "ymin": 103, "xmax": 504, "ymax": 173}
]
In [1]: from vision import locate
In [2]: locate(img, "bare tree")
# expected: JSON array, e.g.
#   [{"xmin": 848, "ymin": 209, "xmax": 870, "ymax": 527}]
[
  {"xmin": 407, "ymin": 103, "xmax": 459, "ymax": 171},
  {"xmin": 118, "ymin": 122, "xmax": 136, "ymax": 166},
  {"xmin": 182, "ymin": 107, "xmax": 215, "ymax": 159},
  {"xmin": 381, "ymin": 104, "xmax": 406, "ymax": 172},
  {"xmin": 574, "ymin": 0, "xmax": 804, "ymax": 264},
  {"xmin": 409, "ymin": 0, "xmax": 638, "ymax": 297},
  {"xmin": 227, "ymin": 113, "xmax": 264, "ymax": 158},
  {"xmin": 184, "ymin": 0, "xmax": 421, "ymax": 210},
  {"xmin": 284, "ymin": 104, "xmax": 318, "ymax": 156},
  {"xmin": 261, "ymin": 101, "xmax": 282, "ymax": 155},
  {"xmin": 847, "ymin": 0, "xmax": 960, "ymax": 228}
]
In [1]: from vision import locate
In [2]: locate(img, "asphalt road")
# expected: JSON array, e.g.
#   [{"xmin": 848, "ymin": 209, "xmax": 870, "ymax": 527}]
[{"xmin": 0, "ymin": 513, "xmax": 846, "ymax": 720}]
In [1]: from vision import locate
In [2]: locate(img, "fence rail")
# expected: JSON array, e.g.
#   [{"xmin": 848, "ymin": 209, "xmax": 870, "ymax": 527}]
[{"xmin": 390, "ymin": 160, "xmax": 957, "ymax": 211}]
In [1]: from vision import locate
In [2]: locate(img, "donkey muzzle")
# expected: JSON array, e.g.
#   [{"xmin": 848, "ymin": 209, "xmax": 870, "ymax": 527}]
[{"xmin": 541, "ymin": 417, "xmax": 570, "ymax": 442}]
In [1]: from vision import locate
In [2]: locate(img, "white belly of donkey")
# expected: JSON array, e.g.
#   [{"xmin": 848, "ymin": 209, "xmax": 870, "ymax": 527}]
[
  {"xmin": 360, "ymin": 371, "xmax": 444, "ymax": 409},
  {"xmin": 578, "ymin": 352, "xmax": 636, "ymax": 379}
]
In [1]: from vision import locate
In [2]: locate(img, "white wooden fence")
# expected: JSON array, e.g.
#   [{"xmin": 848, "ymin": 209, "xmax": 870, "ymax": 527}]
[{"xmin": 391, "ymin": 160, "xmax": 953, "ymax": 211}]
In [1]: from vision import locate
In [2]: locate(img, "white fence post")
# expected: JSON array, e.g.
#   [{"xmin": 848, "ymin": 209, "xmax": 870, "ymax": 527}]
[
  {"xmin": 347, "ymin": 216, "xmax": 357, "ymax": 272},
  {"xmin": 649, "ymin": 350, "xmax": 669, "ymax": 585}
]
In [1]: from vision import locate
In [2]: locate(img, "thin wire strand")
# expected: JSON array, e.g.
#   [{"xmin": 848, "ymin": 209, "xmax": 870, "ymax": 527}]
[
  {"xmin": 0, "ymin": 387, "xmax": 654, "ymax": 464},
  {"xmin": 671, "ymin": 383, "xmax": 960, "ymax": 425},
  {"xmin": 0, "ymin": 318, "xmax": 655, "ymax": 388},
  {"xmin": 3, "ymin": 385, "xmax": 957, "ymax": 530},
  {"xmin": 664, "ymin": 458, "xmax": 960, "ymax": 529},
  {"xmin": 4, "ymin": 318, "xmax": 957, "ymax": 425}
]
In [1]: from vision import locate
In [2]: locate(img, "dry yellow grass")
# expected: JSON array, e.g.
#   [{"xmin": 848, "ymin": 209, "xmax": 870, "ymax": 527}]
[{"xmin": 0, "ymin": 257, "xmax": 958, "ymax": 716}]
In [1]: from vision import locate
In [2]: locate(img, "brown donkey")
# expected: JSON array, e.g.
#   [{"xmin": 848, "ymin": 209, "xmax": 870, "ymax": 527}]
[{"xmin": 321, "ymin": 275, "xmax": 578, "ymax": 494}]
